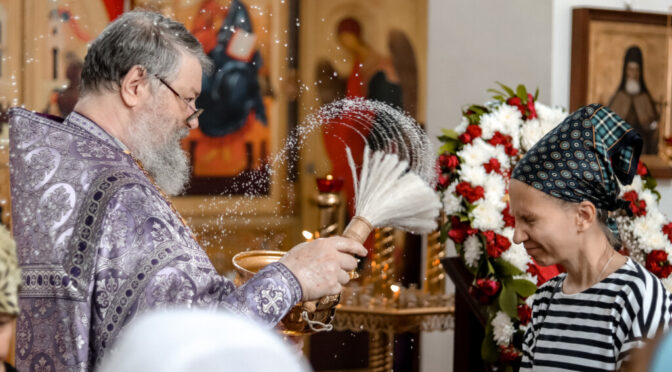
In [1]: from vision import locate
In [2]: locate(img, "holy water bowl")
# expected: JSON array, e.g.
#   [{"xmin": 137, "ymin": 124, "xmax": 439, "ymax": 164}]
[{"xmin": 232, "ymin": 250, "xmax": 338, "ymax": 336}]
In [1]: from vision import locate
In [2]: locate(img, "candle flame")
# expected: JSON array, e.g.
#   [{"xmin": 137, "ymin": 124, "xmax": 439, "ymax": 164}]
[
  {"xmin": 302, "ymin": 230, "xmax": 314, "ymax": 241},
  {"xmin": 390, "ymin": 284, "xmax": 400, "ymax": 293}
]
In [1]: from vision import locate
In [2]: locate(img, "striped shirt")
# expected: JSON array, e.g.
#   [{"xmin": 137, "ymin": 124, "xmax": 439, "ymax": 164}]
[{"xmin": 520, "ymin": 257, "xmax": 672, "ymax": 371}]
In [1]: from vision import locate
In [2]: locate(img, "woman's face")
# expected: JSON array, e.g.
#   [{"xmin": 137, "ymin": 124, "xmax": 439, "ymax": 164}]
[{"xmin": 509, "ymin": 179, "xmax": 579, "ymax": 266}]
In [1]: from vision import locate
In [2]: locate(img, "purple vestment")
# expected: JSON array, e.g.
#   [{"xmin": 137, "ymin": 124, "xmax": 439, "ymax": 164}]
[{"xmin": 8, "ymin": 108, "xmax": 302, "ymax": 371}]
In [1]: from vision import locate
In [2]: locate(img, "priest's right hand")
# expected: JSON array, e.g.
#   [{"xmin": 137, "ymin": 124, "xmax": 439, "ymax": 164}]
[{"xmin": 279, "ymin": 236, "xmax": 367, "ymax": 301}]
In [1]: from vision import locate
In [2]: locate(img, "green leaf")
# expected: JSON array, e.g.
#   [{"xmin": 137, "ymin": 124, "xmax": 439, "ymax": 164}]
[
  {"xmin": 510, "ymin": 279, "xmax": 537, "ymax": 297},
  {"xmin": 487, "ymin": 258, "xmax": 496, "ymax": 276},
  {"xmin": 487, "ymin": 88, "xmax": 506, "ymax": 96},
  {"xmin": 438, "ymin": 141, "xmax": 457, "ymax": 154},
  {"xmin": 534, "ymin": 88, "xmax": 539, "ymax": 101},
  {"xmin": 441, "ymin": 128, "xmax": 460, "ymax": 139},
  {"xmin": 481, "ymin": 324, "xmax": 500, "ymax": 363},
  {"xmin": 496, "ymin": 81, "xmax": 515, "ymax": 96},
  {"xmin": 492, "ymin": 95, "xmax": 505, "ymax": 102},
  {"xmin": 499, "ymin": 285, "xmax": 518, "ymax": 318},
  {"xmin": 492, "ymin": 258, "xmax": 523, "ymax": 277},
  {"xmin": 516, "ymin": 84, "xmax": 527, "ymax": 100}
]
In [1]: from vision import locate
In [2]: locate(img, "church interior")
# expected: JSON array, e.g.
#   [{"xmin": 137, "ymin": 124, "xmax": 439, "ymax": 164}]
[{"xmin": 2, "ymin": 0, "xmax": 672, "ymax": 371}]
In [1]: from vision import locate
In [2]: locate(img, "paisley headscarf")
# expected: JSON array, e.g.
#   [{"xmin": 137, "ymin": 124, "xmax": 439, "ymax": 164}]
[{"xmin": 512, "ymin": 104, "xmax": 643, "ymax": 236}]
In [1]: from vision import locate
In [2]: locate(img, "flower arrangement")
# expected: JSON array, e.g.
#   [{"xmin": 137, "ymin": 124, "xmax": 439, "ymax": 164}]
[{"xmin": 437, "ymin": 83, "xmax": 672, "ymax": 368}]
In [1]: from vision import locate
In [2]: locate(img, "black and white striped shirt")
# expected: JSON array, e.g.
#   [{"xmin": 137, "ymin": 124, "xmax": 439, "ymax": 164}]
[{"xmin": 520, "ymin": 257, "xmax": 672, "ymax": 371}]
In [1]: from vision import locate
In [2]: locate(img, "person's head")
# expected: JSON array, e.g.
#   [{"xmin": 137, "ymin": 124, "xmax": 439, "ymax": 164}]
[
  {"xmin": 510, "ymin": 179, "xmax": 620, "ymax": 266},
  {"xmin": 510, "ymin": 104, "xmax": 643, "ymax": 265},
  {"xmin": 0, "ymin": 225, "xmax": 20, "ymax": 365},
  {"xmin": 80, "ymin": 10, "xmax": 213, "ymax": 195},
  {"xmin": 619, "ymin": 46, "xmax": 648, "ymax": 96},
  {"xmin": 336, "ymin": 17, "xmax": 363, "ymax": 53}
]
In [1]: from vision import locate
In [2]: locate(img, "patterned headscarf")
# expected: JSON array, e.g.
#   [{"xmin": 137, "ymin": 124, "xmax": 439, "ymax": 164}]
[
  {"xmin": 512, "ymin": 104, "xmax": 643, "ymax": 235},
  {"xmin": 0, "ymin": 225, "xmax": 20, "ymax": 315}
]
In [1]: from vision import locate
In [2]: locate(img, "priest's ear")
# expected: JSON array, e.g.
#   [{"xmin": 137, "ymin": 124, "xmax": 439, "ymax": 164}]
[{"xmin": 119, "ymin": 65, "xmax": 150, "ymax": 108}]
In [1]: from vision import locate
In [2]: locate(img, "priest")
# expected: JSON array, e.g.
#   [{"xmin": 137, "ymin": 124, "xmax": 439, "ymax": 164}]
[{"xmin": 8, "ymin": 10, "xmax": 366, "ymax": 371}]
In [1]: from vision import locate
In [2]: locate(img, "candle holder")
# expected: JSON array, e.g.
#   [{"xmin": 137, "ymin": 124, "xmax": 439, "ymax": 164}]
[{"xmin": 315, "ymin": 175, "xmax": 344, "ymax": 237}]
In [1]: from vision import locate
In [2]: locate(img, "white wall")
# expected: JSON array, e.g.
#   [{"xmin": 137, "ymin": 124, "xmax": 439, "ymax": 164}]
[{"xmin": 422, "ymin": 1, "xmax": 553, "ymax": 371}]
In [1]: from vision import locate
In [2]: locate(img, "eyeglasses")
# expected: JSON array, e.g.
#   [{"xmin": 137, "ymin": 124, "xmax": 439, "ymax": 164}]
[{"xmin": 155, "ymin": 75, "xmax": 204, "ymax": 124}]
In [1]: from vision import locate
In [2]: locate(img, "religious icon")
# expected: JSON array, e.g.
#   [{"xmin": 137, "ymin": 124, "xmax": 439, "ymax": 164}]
[
  {"xmin": 316, "ymin": 17, "xmax": 418, "ymax": 216},
  {"xmin": 166, "ymin": 0, "xmax": 275, "ymax": 195},
  {"xmin": 608, "ymin": 46, "xmax": 659, "ymax": 154},
  {"xmin": 570, "ymin": 8, "xmax": 669, "ymax": 174}
]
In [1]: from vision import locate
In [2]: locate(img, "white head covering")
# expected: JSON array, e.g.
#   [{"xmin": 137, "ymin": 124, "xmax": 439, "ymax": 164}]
[{"xmin": 97, "ymin": 309, "xmax": 312, "ymax": 372}]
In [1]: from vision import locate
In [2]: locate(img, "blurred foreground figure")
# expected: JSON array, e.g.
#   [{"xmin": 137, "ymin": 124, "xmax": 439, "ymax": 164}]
[
  {"xmin": 8, "ymin": 10, "xmax": 365, "ymax": 371},
  {"xmin": 97, "ymin": 309, "xmax": 310, "ymax": 372}
]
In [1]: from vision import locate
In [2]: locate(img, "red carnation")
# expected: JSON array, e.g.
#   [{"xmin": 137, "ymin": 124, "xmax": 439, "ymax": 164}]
[
  {"xmin": 459, "ymin": 124, "xmax": 482, "ymax": 144},
  {"xmin": 507, "ymin": 96, "xmax": 522, "ymax": 107},
  {"xmin": 637, "ymin": 161, "xmax": 649, "ymax": 176},
  {"xmin": 517, "ymin": 303, "xmax": 532, "ymax": 326},
  {"xmin": 526, "ymin": 93, "xmax": 537, "ymax": 119},
  {"xmin": 646, "ymin": 250, "xmax": 672, "ymax": 278},
  {"xmin": 483, "ymin": 230, "xmax": 511, "ymax": 258},
  {"xmin": 502, "ymin": 205, "xmax": 515, "ymax": 227},
  {"xmin": 447, "ymin": 216, "xmax": 478, "ymax": 244},
  {"xmin": 476, "ymin": 278, "xmax": 501, "ymax": 297},
  {"xmin": 622, "ymin": 190, "xmax": 647, "ymax": 217},
  {"xmin": 663, "ymin": 222, "xmax": 672, "ymax": 243},
  {"xmin": 484, "ymin": 158, "xmax": 502, "ymax": 174},
  {"xmin": 437, "ymin": 174, "xmax": 450, "ymax": 189},
  {"xmin": 499, "ymin": 345, "xmax": 522, "ymax": 363},
  {"xmin": 455, "ymin": 182, "xmax": 485, "ymax": 203},
  {"xmin": 439, "ymin": 154, "xmax": 460, "ymax": 170}
]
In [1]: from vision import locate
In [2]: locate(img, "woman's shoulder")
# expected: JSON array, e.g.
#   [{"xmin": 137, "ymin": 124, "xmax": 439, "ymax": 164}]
[{"xmin": 606, "ymin": 257, "xmax": 670, "ymax": 299}]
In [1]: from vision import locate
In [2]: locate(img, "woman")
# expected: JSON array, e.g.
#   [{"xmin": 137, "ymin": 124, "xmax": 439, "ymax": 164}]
[{"xmin": 510, "ymin": 104, "xmax": 672, "ymax": 371}]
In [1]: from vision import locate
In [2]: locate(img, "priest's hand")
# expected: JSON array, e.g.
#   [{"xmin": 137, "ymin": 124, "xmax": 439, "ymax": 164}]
[{"xmin": 280, "ymin": 237, "xmax": 367, "ymax": 301}]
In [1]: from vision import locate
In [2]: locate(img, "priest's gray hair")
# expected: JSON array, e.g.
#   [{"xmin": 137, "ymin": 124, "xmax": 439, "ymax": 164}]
[{"xmin": 80, "ymin": 10, "xmax": 213, "ymax": 95}]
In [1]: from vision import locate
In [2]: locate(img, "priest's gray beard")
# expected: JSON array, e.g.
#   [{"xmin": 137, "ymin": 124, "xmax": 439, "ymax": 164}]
[{"xmin": 127, "ymin": 104, "xmax": 191, "ymax": 196}]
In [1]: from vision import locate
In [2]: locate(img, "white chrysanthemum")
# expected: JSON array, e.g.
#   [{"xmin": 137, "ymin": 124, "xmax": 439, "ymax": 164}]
[
  {"xmin": 443, "ymin": 181, "xmax": 464, "ymax": 215},
  {"xmin": 479, "ymin": 112, "xmax": 499, "ymax": 140},
  {"xmin": 490, "ymin": 104, "xmax": 522, "ymax": 148},
  {"xmin": 492, "ymin": 311, "xmax": 515, "ymax": 346},
  {"xmin": 643, "ymin": 231, "xmax": 667, "ymax": 252},
  {"xmin": 520, "ymin": 119, "xmax": 545, "ymax": 152},
  {"xmin": 639, "ymin": 189, "xmax": 658, "ymax": 212},
  {"xmin": 535, "ymin": 103, "xmax": 566, "ymax": 132},
  {"xmin": 632, "ymin": 215, "xmax": 666, "ymax": 253},
  {"xmin": 621, "ymin": 175, "xmax": 644, "ymax": 194},
  {"xmin": 463, "ymin": 234, "xmax": 483, "ymax": 267},
  {"xmin": 662, "ymin": 276, "xmax": 672, "ymax": 292},
  {"xmin": 502, "ymin": 243, "xmax": 532, "ymax": 273},
  {"xmin": 458, "ymin": 164, "xmax": 488, "ymax": 187},
  {"xmin": 488, "ymin": 143, "xmax": 511, "ymax": 171},
  {"xmin": 472, "ymin": 200, "xmax": 505, "ymax": 231},
  {"xmin": 459, "ymin": 138, "xmax": 492, "ymax": 168},
  {"xmin": 455, "ymin": 116, "xmax": 469, "ymax": 134},
  {"xmin": 514, "ymin": 272, "xmax": 537, "ymax": 286},
  {"xmin": 483, "ymin": 173, "xmax": 507, "ymax": 205}
]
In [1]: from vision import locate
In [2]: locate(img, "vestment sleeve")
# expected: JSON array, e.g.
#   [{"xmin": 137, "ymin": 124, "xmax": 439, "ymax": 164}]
[{"xmin": 94, "ymin": 184, "xmax": 302, "ymax": 330}]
